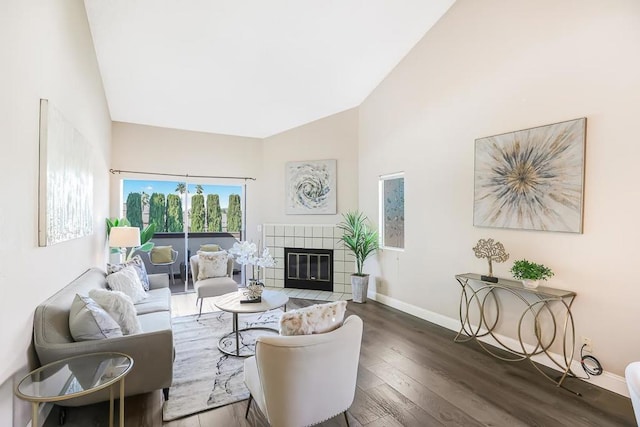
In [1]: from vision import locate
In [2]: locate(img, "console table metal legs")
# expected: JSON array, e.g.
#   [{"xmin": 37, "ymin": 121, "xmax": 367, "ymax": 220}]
[{"xmin": 454, "ymin": 274, "xmax": 577, "ymax": 391}]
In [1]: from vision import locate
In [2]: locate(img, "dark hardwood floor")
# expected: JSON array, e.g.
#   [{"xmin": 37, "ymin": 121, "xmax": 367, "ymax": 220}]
[{"xmin": 45, "ymin": 298, "xmax": 635, "ymax": 426}]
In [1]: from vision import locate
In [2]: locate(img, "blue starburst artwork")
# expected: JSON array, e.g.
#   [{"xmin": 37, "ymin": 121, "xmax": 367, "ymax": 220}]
[{"xmin": 474, "ymin": 118, "xmax": 586, "ymax": 233}]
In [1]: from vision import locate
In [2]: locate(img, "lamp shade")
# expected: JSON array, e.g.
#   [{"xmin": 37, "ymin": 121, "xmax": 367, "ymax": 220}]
[{"xmin": 108, "ymin": 226, "xmax": 141, "ymax": 248}]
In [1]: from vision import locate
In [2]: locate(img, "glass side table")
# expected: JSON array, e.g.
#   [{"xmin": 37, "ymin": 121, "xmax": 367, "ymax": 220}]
[{"xmin": 15, "ymin": 352, "xmax": 133, "ymax": 427}]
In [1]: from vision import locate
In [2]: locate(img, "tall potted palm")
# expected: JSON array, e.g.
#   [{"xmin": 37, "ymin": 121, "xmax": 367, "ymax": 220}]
[{"xmin": 337, "ymin": 211, "xmax": 379, "ymax": 303}]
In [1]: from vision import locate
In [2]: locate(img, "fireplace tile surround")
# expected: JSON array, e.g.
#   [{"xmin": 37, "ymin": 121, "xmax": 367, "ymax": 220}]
[{"xmin": 262, "ymin": 224, "xmax": 353, "ymax": 295}]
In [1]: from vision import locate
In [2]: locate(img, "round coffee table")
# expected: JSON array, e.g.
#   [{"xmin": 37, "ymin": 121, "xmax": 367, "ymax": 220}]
[
  {"xmin": 15, "ymin": 352, "xmax": 133, "ymax": 427},
  {"xmin": 215, "ymin": 290, "xmax": 289, "ymax": 357}
]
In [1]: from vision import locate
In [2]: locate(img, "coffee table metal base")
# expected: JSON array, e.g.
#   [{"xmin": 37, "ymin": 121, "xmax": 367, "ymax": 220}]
[{"xmin": 217, "ymin": 312, "xmax": 279, "ymax": 357}]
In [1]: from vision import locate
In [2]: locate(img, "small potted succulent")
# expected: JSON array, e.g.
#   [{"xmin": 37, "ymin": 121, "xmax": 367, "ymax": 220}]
[{"xmin": 509, "ymin": 259, "xmax": 554, "ymax": 288}]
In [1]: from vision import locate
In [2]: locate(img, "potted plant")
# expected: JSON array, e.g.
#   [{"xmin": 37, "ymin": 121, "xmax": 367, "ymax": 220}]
[
  {"xmin": 337, "ymin": 211, "xmax": 379, "ymax": 303},
  {"xmin": 509, "ymin": 259, "xmax": 554, "ymax": 288}
]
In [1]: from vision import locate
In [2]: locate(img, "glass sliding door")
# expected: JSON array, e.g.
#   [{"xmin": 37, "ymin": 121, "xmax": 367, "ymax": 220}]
[{"xmin": 120, "ymin": 178, "xmax": 245, "ymax": 292}]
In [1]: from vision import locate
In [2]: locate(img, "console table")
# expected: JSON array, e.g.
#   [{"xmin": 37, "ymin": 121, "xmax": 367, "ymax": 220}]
[{"xmin": 454, "ymin": 273, "xmax": 577, "ymax": 390}]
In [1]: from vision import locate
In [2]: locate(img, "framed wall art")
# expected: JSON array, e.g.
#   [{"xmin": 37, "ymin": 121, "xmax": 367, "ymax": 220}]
[
  {"xmin": 379, "ymin": 172, "xmax": 404, "ymax": 249},
  {"xmin": 285, "ymin": 159, "xmax": 336, "ymax": 215},
  {"xmin": 39, "ymin": 99, "xmax": 94, "ymax": 246},
  {"xmin": 474, "ymin": 117, "xmax": 586, "ymax": 233}
]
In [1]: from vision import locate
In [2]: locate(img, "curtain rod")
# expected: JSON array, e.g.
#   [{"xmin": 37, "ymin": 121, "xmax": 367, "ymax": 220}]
[{"xmin": 109, "ymin": 168, "xmax": 256, "ymax": 181}]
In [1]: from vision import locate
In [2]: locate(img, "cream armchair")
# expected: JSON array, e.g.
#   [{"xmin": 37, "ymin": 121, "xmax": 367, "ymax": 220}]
[
  {"xmin": 244, "ymin": 315, "xmax": 363, "ymax": 427},
  {"xmin": 626, "ymin": 362, "xmax": 640, "ymax": 425},
  {"xmin": 189, "ymin": 254, "xmax": 238, "ymax": 316}
]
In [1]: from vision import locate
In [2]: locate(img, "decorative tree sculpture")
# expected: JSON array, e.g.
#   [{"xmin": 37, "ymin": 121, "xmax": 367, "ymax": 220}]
[{"xmin": 472, "ymin": 238, "xmax": 509, "ymax": 280}]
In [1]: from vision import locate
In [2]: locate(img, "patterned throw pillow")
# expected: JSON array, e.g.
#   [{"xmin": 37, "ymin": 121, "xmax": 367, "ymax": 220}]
[
  {"xmin": 89, "ymin": 289, "xmax": 142, "ymax": 335},
  {"xmin": 279, "ymin": 301, "xmax": 347, "ymax": 336},
  {"xmin": 69, "ymin": 294, "xmax": 123, "ymax": 341},
  {"xmin": 106, "ymin": 266, "xmax": 148, "ymax": 303},
  {"xmin": 197, "ymin": 250, "xmax": 228, "ymax": 280},
  {"xmin": 199, "ymin": 244, "xmax": 221, "ymax": 252},
  {"xmin": 107, "ymin": 255, "xmax": 150, "ymax": 291}
]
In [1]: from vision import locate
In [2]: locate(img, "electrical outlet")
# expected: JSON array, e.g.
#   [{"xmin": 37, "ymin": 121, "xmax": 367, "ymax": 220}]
[{"xmin": 582, "ymin": 337, "xmax": 593, "ymax": 352}]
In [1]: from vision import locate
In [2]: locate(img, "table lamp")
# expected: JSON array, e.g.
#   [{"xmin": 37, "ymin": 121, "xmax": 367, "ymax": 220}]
[{"xmin": 108, "ymin": 226, "xmax": 141, "ymax": 263}]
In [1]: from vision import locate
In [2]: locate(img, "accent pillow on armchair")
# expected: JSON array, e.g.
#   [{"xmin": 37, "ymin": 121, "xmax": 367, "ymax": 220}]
[
  {"xmin": 151, "ymin": 245, "xmax": 174, "ymax": 264},
  {"xmin": 279, "ymin": 301, "xmax": 348, "ymax": 336},
  {"xmin": 197, "ymin": 250, "xmax": 229, "ymax": 280}
]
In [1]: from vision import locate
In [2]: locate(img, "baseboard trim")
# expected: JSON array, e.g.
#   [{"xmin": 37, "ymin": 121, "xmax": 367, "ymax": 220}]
[{"xmin": 367, "ymin": 291, "xmax": 629, "ymax": 398}]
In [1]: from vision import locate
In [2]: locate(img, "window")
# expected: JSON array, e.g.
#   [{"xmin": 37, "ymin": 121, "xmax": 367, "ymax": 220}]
[
  {"xmin": 379, "ymin": 173, "xmax": 405, "ymax": 250},
  {"xmin": 121, "ymin": 179, "xmax": 243, "ymax": 235}
]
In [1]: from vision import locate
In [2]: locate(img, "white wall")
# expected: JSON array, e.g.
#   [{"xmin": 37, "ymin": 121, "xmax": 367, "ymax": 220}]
[
  {"xmin": 110, "ymin": 122, "xmax": 264, "ymax": 244},
  {"xmin": 359, "ymin": 0, "xmax": 640, "ymax": 381},
  {"xmin": 261, "ymin": 108, "xmax": 359, "ymax": 225},
  {"xmin": 0, "ymin": 0, "xmax": 112, "ymax": 424}
]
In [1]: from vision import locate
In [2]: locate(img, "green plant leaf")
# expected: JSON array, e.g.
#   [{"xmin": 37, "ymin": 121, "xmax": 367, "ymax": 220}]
[{"xmin": 137, "ymin": 241, "xmax": 155, "ymax": 252}]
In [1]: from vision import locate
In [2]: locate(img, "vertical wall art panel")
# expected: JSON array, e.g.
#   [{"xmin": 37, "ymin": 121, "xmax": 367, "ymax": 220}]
[
  {"xmin": 285, "ymin": 159, "xmax": 337, "ymax": 214},
  {"xmin": 474, "ymin": 118, "xmax": 586, "ymax": 233},
  {"xmin": 38, "ymin": 99, "xmax": 94, "ymax": 246},
  {"xmin": 380, "ymin": 173, "xmax": 405, "ymax": 248}
]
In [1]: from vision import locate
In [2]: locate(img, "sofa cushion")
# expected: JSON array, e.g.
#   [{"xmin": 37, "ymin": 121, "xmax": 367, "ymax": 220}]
[
  {"xmin": 69, "ymin": 294, "xmax": 123, "ymax": 341},
  {"xmin": 106, "ymin": 266, "xmax": 148, "ymax": 303},
  {"xmin": 137, "ymin": 311, "xmax": 173, "ymax": 334},
  {"xmin": 135, "ymin": 288, "xmax": 172, "ymax": 315},
  {"xmin": 197, "ymin": 250, "xmax": 228, "ymax": 280},
  {"xmin": 279, "ymin": 301, "xmax": 347, "ymax": 336},
  {"xmin": 89, "ymin": 289, "xmax": 142, "ymax": 335},
  {"xmin": 107, "ymin": 255, "xmax": 150, "ymax": 291}
]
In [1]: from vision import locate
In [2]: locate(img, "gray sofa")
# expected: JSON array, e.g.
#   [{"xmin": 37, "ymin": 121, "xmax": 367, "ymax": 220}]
[{"xmin": 33, "ymin": 267, "xmax": 174, "ymax": 406}]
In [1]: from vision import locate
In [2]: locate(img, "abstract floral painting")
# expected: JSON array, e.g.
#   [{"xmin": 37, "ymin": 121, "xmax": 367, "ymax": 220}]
[
  {"xmin": 474, "ymin": 118, "xmax": 586, "ymax": 233},
  {"xmin": 286, "ymin": 159, "xmax": 336, "ymax": 214},
  {"xmin": 39, "ymin": 99, "xmax": 94, "ymax": 246},
  {"xmin": 381, "ymin": 174, "xmax": 404, "ymax": 248}
]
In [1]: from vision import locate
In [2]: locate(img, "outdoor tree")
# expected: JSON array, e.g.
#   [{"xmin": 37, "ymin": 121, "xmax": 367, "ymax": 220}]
[
  {"xmin": 227, "ymin": 194, "xmax": 242, "ymax": 232},
  {"xmin": 207, "ymin": 194, "xmax": 222, "ymax": 232},
  {"xmin": 195, "ymin": 184, "xmax": 204, "ymax": 195},
  {"xmin": 175, "ymin": 182, "xmax": 187, "ymax": 194},
  {"xmin": 472, "ymin": 238, "xmax": 509, "ymax": 277},
  {"xmin": 149, "ymin": 193, "xmax": 166, "ymax": 232},
  {"xmin": 141, "ymin": 192, "xmax": 150, "ymax": 212},
  {"xmin": 166, "ymin": 194, "xmax": 184, "ymax": 232},
  {"xmin": 126, "ymin": 192, "xmax": 143, "ymax": 229},
  {"xmin": 191, "ymin": 194, "xmax": 205, "ymax": 232}
]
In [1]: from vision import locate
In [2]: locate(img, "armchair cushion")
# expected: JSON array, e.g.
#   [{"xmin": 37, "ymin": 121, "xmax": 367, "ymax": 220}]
[
  {"xmin": 150, "ymin": 246, "xmax": 174, "ymax": 264},
  {"xmin": 69, "ymin": 294, "xmax": 123, "ymax": 341},
  {"xmin": 107, "ymin": 255, "xmax": 150, "ymax": 290},
  {"xmin": 197, "ymin": 250, "xmax": 229, "ymax": 280},
  {"xmin": 279, "ymin": 301, "xmax": 347, "ymax": 336}
]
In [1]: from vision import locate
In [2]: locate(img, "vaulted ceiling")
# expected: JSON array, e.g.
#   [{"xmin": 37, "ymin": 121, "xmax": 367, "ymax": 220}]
[{"xmin": 84, "ymin": 0, "xmax": 455, "ymax": 138}]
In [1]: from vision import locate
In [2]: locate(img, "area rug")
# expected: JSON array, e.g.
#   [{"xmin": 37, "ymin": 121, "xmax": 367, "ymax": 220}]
[{"xmin": 162, "ymin": 309, "xmax": 283, "ymax": 421}]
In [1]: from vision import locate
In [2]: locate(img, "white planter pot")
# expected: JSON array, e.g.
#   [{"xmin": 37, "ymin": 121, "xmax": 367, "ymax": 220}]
[
  {"xmin": 522, "ymin": 279, "xmax": 540, "ymax": 289},
  {"xmin": 351, "ymin": 274, "xmax": 369, "ymax": 303}
]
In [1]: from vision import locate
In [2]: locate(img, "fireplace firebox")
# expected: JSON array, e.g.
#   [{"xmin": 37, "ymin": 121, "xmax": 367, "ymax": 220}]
[{"xmin": 284, "ymin": 247, "xmax": 333, "ymax": 291}]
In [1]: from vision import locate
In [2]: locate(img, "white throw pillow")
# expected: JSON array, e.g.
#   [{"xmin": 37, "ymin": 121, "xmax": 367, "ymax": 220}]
[
  {"xmin": 89, "ymin": 289, "xmax": 142, "ymax": 335},
  {"xmin": 279, "ymin": 301, "xmax": 347, "ymax": 336},
  {"xmin": 107, "ymin": 255, "xmax": 150, "ymax": 291},
  {"xmin": 69, "ymin": 294, "xmax": 123, "ymax": 341},
  {"xmin": 106, "ymin": 266, "xmax": 148, "ymax": 303},
  {"xmin": 197, "ymin": 250, "xmax": 228, "ymax": 280}
]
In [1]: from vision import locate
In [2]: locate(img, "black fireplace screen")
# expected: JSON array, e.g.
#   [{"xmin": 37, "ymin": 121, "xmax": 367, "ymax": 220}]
[{"xmin": 284, "ymin": 247, "xmax": 333, "ymax": 291}]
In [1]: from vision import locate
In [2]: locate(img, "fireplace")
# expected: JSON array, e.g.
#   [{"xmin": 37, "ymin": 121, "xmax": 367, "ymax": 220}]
[{"xmin": 284, "ymin": 247, "xmax": 333, "ymax": 291}]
